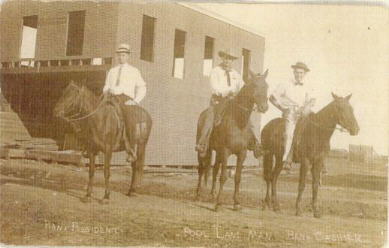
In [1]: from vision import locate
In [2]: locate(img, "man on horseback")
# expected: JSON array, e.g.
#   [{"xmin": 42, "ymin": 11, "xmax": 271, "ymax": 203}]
[
  {"xmin": 269, "ymin": 62, "xmax": 315, "ymax": 169},
  {"xmin": 195, "ymin": 49, "xmax": 262, "ymax": 159},
  {"xmin": 102, "ymin": 43, "xmax": 147, "ymax": 163}
]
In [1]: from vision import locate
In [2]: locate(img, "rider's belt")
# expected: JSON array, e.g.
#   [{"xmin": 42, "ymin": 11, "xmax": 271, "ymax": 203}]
[{"xmin": 111, "ymin": 94, "xmax": 133, "ymax": 104}]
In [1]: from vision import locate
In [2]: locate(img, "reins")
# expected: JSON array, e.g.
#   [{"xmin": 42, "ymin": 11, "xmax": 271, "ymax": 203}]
[
  {"xmin": 308, "ymin": 118, "xmax": 348, "ymax": 133},
  {"xmin": 235, "ymin": 103, "xmax": 253, "ymax": 112},
  {"xmin": 62, "ymin": 97, "xmax": 105, "ymax": 122}
]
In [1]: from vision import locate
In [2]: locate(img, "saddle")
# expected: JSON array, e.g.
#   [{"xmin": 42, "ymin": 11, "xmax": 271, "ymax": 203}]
[
  {"xmin": 211, "ymin": 95, "xmax": 233, "ymax": 127},
  {"xmin": 103, "ymin": 95, "xmax": 148, "ymax": 143}
]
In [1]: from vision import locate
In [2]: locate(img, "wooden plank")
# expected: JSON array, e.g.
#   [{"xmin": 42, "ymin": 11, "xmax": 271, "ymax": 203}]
[
  {"xmin": 24, "ymin": 150, "xmax": 83, "ymax": 166},
  {"xmin": 0, "ymin": 147, "xmax": 10, "ymax": 159}
]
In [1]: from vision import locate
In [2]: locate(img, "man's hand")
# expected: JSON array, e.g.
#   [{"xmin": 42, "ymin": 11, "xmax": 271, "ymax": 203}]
[{"xmin": 125, "ymin": 99, "xmax": 138, "ymax": 105}]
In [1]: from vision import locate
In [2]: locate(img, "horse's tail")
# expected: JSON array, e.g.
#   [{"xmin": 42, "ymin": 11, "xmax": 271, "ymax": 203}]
[
  {"xmin": 263, "ymin": 152, "xmax": 273, "ymax": 181},
  {"xmin": 134, "ymin": 106, "xmax": 152, "ymax": 144}
]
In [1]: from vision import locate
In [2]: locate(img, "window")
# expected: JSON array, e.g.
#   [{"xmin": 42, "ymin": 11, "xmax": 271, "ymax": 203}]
[
  {"xmin": 20, "ymin": 15, "xmax": 38, "ymax": 59},
  {"xmin": 241, "ymin": 48, "xmax": 251, "ymax": 82},
  {"xmin": 203, "ymin": 36, "xmax": 214, "ymax": 76},
  {"xmin": 172, "ymin": 29, "xmax": 186, "ymax": 79},
  {"xmin": 140, "ymin": 15, "xmax": 156, "ymax": 62},
  {"xmin": 66, "ymin": 10, "xmax": 85, "ymax": 56}
]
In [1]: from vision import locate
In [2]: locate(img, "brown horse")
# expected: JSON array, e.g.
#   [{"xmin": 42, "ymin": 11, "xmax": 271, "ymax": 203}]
[
  {"xmin": 261, "ymin": 93, "xmax": 359, "ymax": 217},
  {"xmin": 196, "ymin": 70, "xmax": 269, "ymax": 211},
  {"xmin": 53, "ymin": 81, "xmax": 152, "ymax": 203}
]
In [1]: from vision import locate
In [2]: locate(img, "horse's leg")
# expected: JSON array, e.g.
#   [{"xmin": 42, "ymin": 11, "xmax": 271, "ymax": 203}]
[
  {"xmin": 82, "ymin": 152, "xmax": 96, "ymax": 203},
  {"xmin": 128, "ymin": 161, "xmax": 137, "ymax": 197},
  {"xmin": 102, "ymin": 149, "xmax": 112, "ymax": 203},
  {"xmin": 312, "ymin": 158, "xmax": 323, "ymax": 218},
  {"xmin": 233, "ymin": 150, "xmax": 247, "ymax": 211},
  {"xmin": 263, "ymin": 153, "xmax": 273, "ymax": 210},
  {"xmin": 195, "ymin": 154, "xmax": 205, "ymax": 201},
  {"xmin": 203, "ymin": 151, "xmax": 212, "ymax": 188},
  {"xmin": 271, "ymin": 153, "xmax": 284, "ymax": 212},
  {"xmin": 215, "ymin": 149, "xmax": 229, "ymax": 212},
  {"xmin": 295, "ymin": 157, "xmax": 310, "ymax": 216},
  {"xmin": 211, "ymin": 152, "xmax": 221, "ymax": 198}
]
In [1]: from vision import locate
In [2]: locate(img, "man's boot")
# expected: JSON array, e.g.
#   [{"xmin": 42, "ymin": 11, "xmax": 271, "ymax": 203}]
[
  {"xmin": 247, "ymin": 132, "xmax": 264, "ymax": 159},
  {"xmin": 123, "ymin": 129, "xmax": 137, "ymax": 163}
]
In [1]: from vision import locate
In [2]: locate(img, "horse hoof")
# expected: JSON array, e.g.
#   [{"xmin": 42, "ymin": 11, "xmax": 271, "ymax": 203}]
[
  {"xmin": 233, "ymin": 204, "xmax": 242, "ymax": 211},
  {"xmin": 273, "ymin": 207, "xmax": 281, "ymax": 213},
  {"xmin": 214, "ymin": 204, "xmax": 222, "ymax": 212},
  {"xmin": 295, "ymin": 210, "xmax": 302, "ymax": 216},
  {"xmin": 127, "ymin": 191, "xmax": 138, "ymax": 197},
  {"xmin": 313, "ymin": 211, "xmax": 322, "ymax": 218},
  {"xmin": 101, "ymin": 198, "xmax": 109, "ymax": 205},
  {"xmin": 194, "ymin": 195, "xmax": 200, "ymax": 202},
  {"xmin": 81, "ymin": 196, "xmax": 91, "ymax": 203}
]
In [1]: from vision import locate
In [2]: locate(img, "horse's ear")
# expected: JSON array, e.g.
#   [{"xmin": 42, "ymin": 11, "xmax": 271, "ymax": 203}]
[
  {"xmin": 331, "ymin": 92, "xmax": 339, "ymax": 100},
  {"xmin": 345, "ymin": 94, "xmax": 352, "ymax": 101}
]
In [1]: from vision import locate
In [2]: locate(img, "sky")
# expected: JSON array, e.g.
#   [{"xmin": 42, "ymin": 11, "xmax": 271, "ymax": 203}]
[{"xmin": 191, "ymin": 3, "xmax": 388, "ymax": 155}]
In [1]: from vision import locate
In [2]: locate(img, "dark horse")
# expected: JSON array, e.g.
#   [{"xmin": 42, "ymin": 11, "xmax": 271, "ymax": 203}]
[
  {"xmin": 196, "ymin": 70, "xmax": 269, "ymax": 211},
  {"xmin": 53, "ymin": 81, "xmax": 152, "ymax": 203},
  {"xmin": 261, "ymin": 93, "xmax": 359, "ymax": 217}
]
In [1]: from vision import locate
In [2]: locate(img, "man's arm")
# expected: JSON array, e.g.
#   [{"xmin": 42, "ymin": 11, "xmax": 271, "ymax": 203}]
[
  {"xmin": 270, "ymin": 83, "xmax": 288, "ymax": 112},
  {"xmin": 132, "ymin": 70, "xmax": 146, "ymax": 104},
  {"xmin": 102, "ymin": 69, "xmax": 112, "ymax": 94},
  {"xmin": 234, "ymin": 71, "xmax": 245, "ymax": 95}
]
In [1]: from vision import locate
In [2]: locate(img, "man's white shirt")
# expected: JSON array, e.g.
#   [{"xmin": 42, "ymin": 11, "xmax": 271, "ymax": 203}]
[
  {"xmin": 103, "ymin": 63, "xmax": 146, "ymax": 104},
  {"xmin": 210, "ymin": 66, "xmax": 244, "ymax": 97},
  {"xmin": 272, "ymin": 79, "xmax": 314, "ymax": 109}
]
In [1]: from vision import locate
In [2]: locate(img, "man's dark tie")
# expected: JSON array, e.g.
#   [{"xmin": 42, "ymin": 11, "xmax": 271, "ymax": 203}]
[
  {"xmin": 115, "ymin": 65, "xmax": 123, "ymax": 86},
  {"xmin": 225, "ymin": 70, "xmax": 231, "ymax": 87}
]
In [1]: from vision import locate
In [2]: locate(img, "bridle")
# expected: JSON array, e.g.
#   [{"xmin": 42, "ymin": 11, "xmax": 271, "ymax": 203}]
[
  {"xmin": 308, "ymin": 119, "xmax": 348, "ymax": 133},
  {"xmin": 59, "ymin": 83, "xmax": 105, "ymax": 122}
]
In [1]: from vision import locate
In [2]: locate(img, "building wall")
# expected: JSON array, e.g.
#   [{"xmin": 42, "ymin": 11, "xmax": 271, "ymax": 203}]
[
  {"xmin": 0, "ymin": 0, "xmax": 119, "ymax": 61},
  {"xmin": 115, "ymin": 2, "xmax": 265, "ymax": 165},
  {"xmin": 0, "ymin": 1, "xmax": 265, "ymax": 165}
]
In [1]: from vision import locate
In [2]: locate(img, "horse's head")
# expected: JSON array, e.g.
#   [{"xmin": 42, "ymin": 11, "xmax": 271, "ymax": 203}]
[
  {"xmin": 245, "ymin": 69, "xmax": 269, "ymax": 113},
  {"xmin": 331, "ymin": 92, "xmax": 359, "ymax": 136},
  {"xmin": 53, "ymin": 80, "xmax": 88, "ymax": 120}
]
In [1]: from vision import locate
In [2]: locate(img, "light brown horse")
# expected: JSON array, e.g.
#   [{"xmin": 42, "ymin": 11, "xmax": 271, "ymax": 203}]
[
  {"xmin": 261, "ymin": 93, "xmax": 359, "ymax": 217},
  {"xmin": 196, "ymin": 70, "xmax": 269, "ymax": 211},
  {"xmin": 53, "ymin": 81, "xmax": 152, "ymax": 203}
]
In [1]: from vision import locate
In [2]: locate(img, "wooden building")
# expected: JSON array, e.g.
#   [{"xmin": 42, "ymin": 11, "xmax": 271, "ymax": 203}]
[{"xmin": 0, "ymin": 1, "xmax": 265, "ymax": 165}]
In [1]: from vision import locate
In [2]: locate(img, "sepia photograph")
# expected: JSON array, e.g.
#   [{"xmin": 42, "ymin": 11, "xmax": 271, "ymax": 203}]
[{"xmin": 0, "ymin": 1, "xmax": 387, "ymax": 247}]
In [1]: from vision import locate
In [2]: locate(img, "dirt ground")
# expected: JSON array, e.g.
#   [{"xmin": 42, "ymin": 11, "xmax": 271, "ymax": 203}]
[{"xmin": 0, "ymin": 157, "xmax": 387, "ymax": 247}]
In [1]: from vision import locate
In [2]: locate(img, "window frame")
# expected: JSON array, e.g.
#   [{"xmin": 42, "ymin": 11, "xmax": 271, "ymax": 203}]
[
  {"xmin": 19, "ymin": 15, "xmax": 39, "ymax": 60},
  {"xmin": 171, "ymin": 29, "xmax": 187, "ymax": 80},
  {"xmin": 202, "ymin": 35, "xmax": 215, "ymax": 77},
  {"xmin": 65, "ymin": 10, "xmax": 86, "ymax": 57},
  {"xmin": 140, "ymin": 14, "xmax": 157, "ymax": 62}
]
